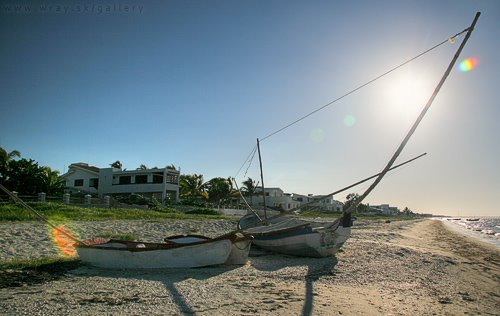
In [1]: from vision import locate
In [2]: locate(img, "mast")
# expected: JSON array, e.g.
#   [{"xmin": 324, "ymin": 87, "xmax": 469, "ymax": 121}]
[
  {"xmin": 344, "ymin": 12, "xmax": 481, "ymax": 215},
  {"xmin": 256, "ymin": 138, "xmax": 268, "ymax": 219}
]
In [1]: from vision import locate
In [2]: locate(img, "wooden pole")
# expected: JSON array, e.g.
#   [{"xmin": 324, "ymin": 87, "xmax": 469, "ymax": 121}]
[
  {"xmin": 256, "ymin": 138, "xmax": 268, "ymax": 219},
  {"xmin": 345, "ymin": 12, "xmax": 481, "ymax": 214}
]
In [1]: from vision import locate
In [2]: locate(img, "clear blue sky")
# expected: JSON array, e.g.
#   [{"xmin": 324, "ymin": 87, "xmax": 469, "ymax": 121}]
[{"xmin": 1, "ymin": 0, "xmax": 499, "ymax": 216}]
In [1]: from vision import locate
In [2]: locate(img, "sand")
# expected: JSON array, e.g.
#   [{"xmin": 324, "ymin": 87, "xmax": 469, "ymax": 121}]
[{"xmin": 0, "ymin": 218, "xmax": 498, "ymax": 315}]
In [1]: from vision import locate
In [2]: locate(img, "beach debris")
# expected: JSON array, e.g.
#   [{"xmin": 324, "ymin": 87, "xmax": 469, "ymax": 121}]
[{"xmin": 438, "ymin": 296, "xmax": 452, "ymax": 304}]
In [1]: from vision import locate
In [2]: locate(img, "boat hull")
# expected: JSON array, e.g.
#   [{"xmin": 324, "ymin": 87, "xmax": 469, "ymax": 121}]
[
  {"xmin": 239, "ymin": 214, "xmax": 351, "ymax": 258},
  {"xmin": 251, "ymin": 226, "xmax": 351, "ymax": 257},
  {"xmin": 164, "ymin": 234, "xmax": 252, "ymax": 265},
  {"xmin": 76, "ymin": 239, "xmax": 232, "ymax": 269}
]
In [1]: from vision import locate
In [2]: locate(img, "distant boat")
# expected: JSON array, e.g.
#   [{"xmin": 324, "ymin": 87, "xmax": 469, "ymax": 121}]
[
  {"xmin": 76, "ymin": 232, "xmax": 252, "ymax": 269},
  {"xmin": 466, "ymin": 218, "xmax": 480, "ymax": 222}
]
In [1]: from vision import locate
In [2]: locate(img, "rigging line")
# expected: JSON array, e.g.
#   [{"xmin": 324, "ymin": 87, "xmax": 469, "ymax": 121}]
[
  {"xmin": 259, "ymin": 28, "xmax": 471, "ymax": 142},
  {"xmin": 232, "ymin": 177, "xmax": 263, "ymax": 222},
  {"xmin": 243, "ymin": 146, "xmax": 258, "ymax": 178},
  {"xmin": 344, "ymin": 12, "xmax": 480, "ymax": 214},
  {"xmin": 0, "ymin": 184, "xmax": 84, "ymax": 245},
  {"xmin": 234, "ymin": 145, "xmax": 257, "ymax": 179}
]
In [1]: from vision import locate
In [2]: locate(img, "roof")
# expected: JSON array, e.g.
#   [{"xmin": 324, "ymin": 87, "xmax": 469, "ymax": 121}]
[{"xmin": 70, "ymin": 163, "xmax": 100, "ymax": 173}]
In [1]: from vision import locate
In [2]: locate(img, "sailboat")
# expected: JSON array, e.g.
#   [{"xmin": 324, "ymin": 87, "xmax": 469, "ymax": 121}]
[{"xmin": 238, "ymin": 12, "xmax": 480, "ymax": 258}]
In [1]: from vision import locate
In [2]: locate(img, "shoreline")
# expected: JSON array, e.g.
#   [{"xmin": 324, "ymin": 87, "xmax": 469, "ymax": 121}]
[{"xmin": 1, "ymin": 218, "xmax": 499, "ymax": 315}]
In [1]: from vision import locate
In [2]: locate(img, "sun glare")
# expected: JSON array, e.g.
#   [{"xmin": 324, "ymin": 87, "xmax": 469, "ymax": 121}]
[
  {"xmin": 52, "ymin": 225, "xmax": 77, "ymax": 257},
  {"xmin": 382, "ymin": 72, "xmax": 432, "ymax": 121}
]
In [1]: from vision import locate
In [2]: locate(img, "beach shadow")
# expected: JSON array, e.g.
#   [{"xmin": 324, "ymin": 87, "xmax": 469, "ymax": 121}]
[
  {"xmin": 248, "ymin": 248, "xmax": 339, "ymax": 316},
  {"xmin": 302, "ymin": 257, "xmax": 338, "ymax": 316},
  {"xmin": 71, "ymin": 264, "xmax": 239, "ymax": 315}
]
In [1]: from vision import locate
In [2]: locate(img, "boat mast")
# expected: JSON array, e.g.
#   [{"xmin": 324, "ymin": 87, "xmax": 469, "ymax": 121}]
[
  {"xmin": 256, "ymin": 138, "xmax": 268, "ymax": 219},
  {"xmin": 344, "ymin": 12, "xmax": 481, "ymax": 215}
]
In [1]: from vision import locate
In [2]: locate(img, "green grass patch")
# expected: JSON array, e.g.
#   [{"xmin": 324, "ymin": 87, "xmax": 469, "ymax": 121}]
[
  {"xmin": 96, "ymin": 232, "xmax": 137, "ymax": 241},
  {"xmin": 0, "ymin": 202, "xmax": 230, "ymax": 222},
  {"xmin": 0, "ymin": 257, "xmax": 82, "ymax": 271},
  {"xmin": 0, "ymin": 257, "xmax": 84, "ymax": 289}
]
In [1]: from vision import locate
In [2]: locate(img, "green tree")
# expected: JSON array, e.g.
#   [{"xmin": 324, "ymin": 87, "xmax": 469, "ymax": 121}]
[
  {"xmin": 3, "ymin": 158, "xmax": 44, "ymax": 195},
  {"xmin": 40, "ymin": 167, "xmax": 65, "ymax": 195},
  {"xmin": 205, "ymin": 177, "xmax": 232, "ymax": 208},
  {"xmin": 344, "ymin": 193, "xmax": 368, "ymax": 213},
  {"xmin": 0, "ymin": 147, "xmax": 21, "ymax": 182},
  {"xmin": 165, "ymin": 164, "xmax": 177, "ymax": 170},
  {"xmin": 241, "ymin": 177, "xmax": 258, "ymax": 204},
  {"xmin": 137, "ymin": 164, "xmax": 148, "ymax": 170},
  {"xmin": 179, "ymin": 174, "xmax": 207, "ymax": 202},
  {"xmin": 110, "ymin": 161, "xmax": 122, "ymax": 169}
]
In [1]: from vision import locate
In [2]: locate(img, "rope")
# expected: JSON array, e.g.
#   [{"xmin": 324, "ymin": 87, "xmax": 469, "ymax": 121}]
[
  {"xmin": 0, "ymin": 184, "xmax": 84, "ymax": 245},
  {"xmin": 234, "ymin": 145, "xmax": 257, "ymax": 179},
  {"xmin": 345, "ymin": 13, "xmax": 480, "ymax": 213},
  {"xmin": 259, "ymin": 28, "xmax": 470, "ymax": 142},
  {"xmin": 232, "ymin": 177, "xmax": 263, "ymax": 222}
]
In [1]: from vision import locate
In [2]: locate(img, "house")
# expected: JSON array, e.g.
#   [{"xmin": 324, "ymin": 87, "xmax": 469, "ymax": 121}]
[
  {"xmin": 244, "ymin": 187, "xmax": 342, "ymax": 212},
  {"xmin": 368, "ymin": 204, "xmax": 400, "ymax": 215},
  {"xmin": 61, "ymin": 163, "xmax": 180, "ymax": 203},
  {"xmin": 247, "ymin": 187, "xmax": 301, "ymax": 211}
]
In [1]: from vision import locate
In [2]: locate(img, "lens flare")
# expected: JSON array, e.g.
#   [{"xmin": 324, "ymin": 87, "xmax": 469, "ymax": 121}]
[
  {"xmin": 310, "ymin": 128, "xmax": 326, "ymax": 143},
  {"xmin": 52, "ymin": 225, "xmax": 77, "ymax": 257},
  {"xmin": 343, "ymin": 115, "xmax": 356, "ymax": 127},
  {"xmin": 458, "ymin": 57, "xmax": 478, "ymax": 72}
]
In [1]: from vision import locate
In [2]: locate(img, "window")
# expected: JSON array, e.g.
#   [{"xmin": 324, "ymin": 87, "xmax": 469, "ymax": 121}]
[
  {"xmin": 166, "ymin": 173, "xmax": 178, "ymax": 184},
  {"xmin": 153, "ymin": 172, "xmax": 163, "ymax": 183},
  {"xmin": 135, "ymin": 175, "xmax": 148, "ymax": 184},
  {"xmin": 89, "ymin": 178, "xmax": 99, "ymax": 189},
  {"xmin": 74, "ymin": 179, "xmax": 84, "ymax": 187},
  {"xmin": 119, "ymin": 176, "xmax": 131, "ymax": 184}
]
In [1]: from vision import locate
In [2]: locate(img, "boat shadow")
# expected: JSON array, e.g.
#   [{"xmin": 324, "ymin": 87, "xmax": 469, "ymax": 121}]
[
  {"xmin": 72, "ymin": 264, "xmax": 239, "ymax": 315},
  {"xmin": 249, "ymin": 248, "xmax": 339, "ymax": 316}
]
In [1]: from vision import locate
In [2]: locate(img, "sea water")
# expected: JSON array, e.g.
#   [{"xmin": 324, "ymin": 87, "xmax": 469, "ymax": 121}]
[{"xmin": 439, "ymin": 217, "xmax": 500, "ymax": 248}]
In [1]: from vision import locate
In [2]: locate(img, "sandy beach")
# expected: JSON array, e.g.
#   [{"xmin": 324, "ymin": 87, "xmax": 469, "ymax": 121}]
[{"xmin": 0, "ymin": 218, "xmax": 498, "ymax": 315}]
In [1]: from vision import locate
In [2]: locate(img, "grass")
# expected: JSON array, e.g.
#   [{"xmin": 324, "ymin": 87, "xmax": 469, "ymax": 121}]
[
  {"xmin": 95, "ymin": 232, "xmax": 137, "ymax": 241},
  {"xmin": 0, "ymin": 202, "xmax": 231, "ymax": 222},
  {"xmin": 0, "ymin": 257, "xmax": 84, "ymax": 288},
  {"xmin": 0, "ymin": 256, "xmax": 81, "ymax": 271}
]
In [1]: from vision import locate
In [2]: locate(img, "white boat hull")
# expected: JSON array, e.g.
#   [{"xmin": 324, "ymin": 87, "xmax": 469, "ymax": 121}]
[
  {"xmin": 164, "ymin": 234, "xmax": 252, "ymax": 265},
  {"xmin": 77, "ymin": 239, "xmax": 232, "ymax": 269}
]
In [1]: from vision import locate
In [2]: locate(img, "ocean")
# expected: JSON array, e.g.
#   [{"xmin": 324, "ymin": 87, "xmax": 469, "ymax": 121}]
[{"xmin": 440, "ymin": 217, "xmax": 500, "ymax": 248}]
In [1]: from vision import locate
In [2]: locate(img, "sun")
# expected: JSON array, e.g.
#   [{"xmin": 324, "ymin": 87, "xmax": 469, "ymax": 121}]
[{"xmin": 381, "ymin": 70, "xmax": 433, "ymax": 121}]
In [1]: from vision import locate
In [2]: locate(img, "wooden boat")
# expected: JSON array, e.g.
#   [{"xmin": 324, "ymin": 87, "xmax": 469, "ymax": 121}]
[
  {"xmin": 76, "ymin": 232, "xmax": 251, "ymax": 269},
  {"xmin": 238, "ymin": 213, "xmax": 351, "ymax": 258},
  {"xmin": 164, "ymin": 233, "xmax": 252, "ymax": 265}
]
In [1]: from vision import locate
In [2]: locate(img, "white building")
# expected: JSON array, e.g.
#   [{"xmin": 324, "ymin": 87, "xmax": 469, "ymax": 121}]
[
  {"xmin": 245, "ymin": 188, "xmax": 342, "ymax": 212},
  {"xmin": 61, "ymin": 163, "xmax": 180, "ymax": 203},
  {"xmin": 368, "ymin": 204, "xmax": 400, "ymax": 215}
]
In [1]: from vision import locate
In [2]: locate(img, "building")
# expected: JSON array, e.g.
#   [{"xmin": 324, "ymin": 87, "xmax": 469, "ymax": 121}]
[
  {"xmin": 368, "ymin": 204, "xmax": 400, "ymax": 215},
  {"xmin": 61, "ymin": 163, "xmax": 180, "ymax": 203},
  {"xmin": 244, "ymin": 187, "xmax": 342, "ymax": 212}
]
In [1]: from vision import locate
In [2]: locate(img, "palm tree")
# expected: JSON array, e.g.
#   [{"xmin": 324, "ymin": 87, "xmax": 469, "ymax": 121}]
[
  {"xmin": 0, "ymin": 147, "xmax": 21, "ymax": 181},
  {"xmin": 165, "ymin": 164, "xmax": 177, "ymax": 170},
  {"xmin": 110, "ymin": 161, "xmax": 122, "ymax": 169},
  {"xmin": 0, "ymin": 147, "xmax": 21, "ymax": 167},
  {"xmin": 205, "ymin": 177, "xmax": 232, "ymax": 208},
  {"xmin": 241, "ymin": 177, "xmax": 258, "ymax": 205},
  {"xmin": 40, "ymin": 166, "xmax": 65, "ymax": 195},
  {"xmin": 179, "ymin": 174, "xmax": 207, "ymax": 201},
  {"xmin": 137, "ymin": 164, "xmax": 148, "ymax": 170}
]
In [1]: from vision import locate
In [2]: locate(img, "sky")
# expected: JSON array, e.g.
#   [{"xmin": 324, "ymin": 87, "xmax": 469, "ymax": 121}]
[{"xmin": 1, "ymin": 0, "xmax": 499, "ymax": 216}]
